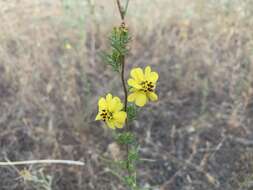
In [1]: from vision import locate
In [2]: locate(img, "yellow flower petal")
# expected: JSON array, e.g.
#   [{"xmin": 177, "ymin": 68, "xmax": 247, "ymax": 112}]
[
  {"xmin": 113, "ymin": 97, "xmax": 121, "ymax": 102},
  {"xmin": 109, "ymin": 97, "xmax": 123, "ymax": 112},
  {"xmin": 128, "ymin": 79, "xmax": 142, "ymax": 89},
  {"xmin": 130, "ymin": 68, "xmax": 144, "ymax": 82},
  {"xmin": 114, "ymin": 97, "xmax": 124, "ymax": 111},
  {"xmin": 95, "ymin": 113, "xmax": 102, "ymax": 120},
  {"xmin": 128, "ymin": 92, "xmax": 137, "ymax": 102},
  {"xmin": 148, "ymin": 72, "xmax": 159, "ymax": 83},
  {"xmin": 129, "ymin": 88, "xmax": 135, "ymax": 92},
  {"xmin": 144, "ymin": 66, "xmax": 151, "ymax": 78},
  {"xmin": 98, "ymin": 97, "xmax": 107, "ymax": 111},
  {"xmin": 149, "ymin": 72, "xmax": 159, "ymax": 83},
  {"xmin": 114, "ymin": 111, "xmax": 127, "ymax": 124},
  {"xmin": 106, "ymin": 93, "xmax": 113, "ymax": 102},
  {"xmin": 135, "ymin": 91, "xmax": 147, "ymax": 107},
  {"xmin": 105, "ymin": 93, "xmax": 114, "ymax": 111},
  {"xmin": 106, "ymin": 120, "xmax": 115, "ymax": 129},
  {"xmin": 115, "ymin": 122, "xmax": 124, "ymax": 129},
  {"xmin": 148, "ymin": 92, "xmax": 158, "ymax": 101},
  {"xmin": 144, "ymin": 66, "xmax": 159, "ymax": 83}
]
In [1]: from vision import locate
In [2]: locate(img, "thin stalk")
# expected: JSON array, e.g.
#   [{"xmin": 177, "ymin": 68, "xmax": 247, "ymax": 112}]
[
  {"xmin": 116, "ymin": 0, "xmax": 132, "ymax": 176},
  {"xmin": 121, "ymin": 56, "xmax": 128, "ymax": 114},
  {"xmin": 124, "ymin": 0, "xmax": 130, "ymax": 17},
  {"xmin": 0, "ymin": 160, "xmax": 85, "ymax": 166},
  {"xmin": 116, "ymin": 0, "xmax": 125, "ymax": 20},
  {"xmin": 120, "ymin": 54, "xmax": 130, "ymax": 174}
]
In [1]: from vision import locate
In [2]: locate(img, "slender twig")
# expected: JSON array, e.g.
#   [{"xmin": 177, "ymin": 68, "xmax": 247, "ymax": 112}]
[
  {"xmin": 124, "ymin": 0, "xmax": 130, "ymax": 17},
  {"xmin": 121, "ymin": 56, "xmax": 128, "ymax": 114},
  {"xmin": 0, "ymin": 160, "xmax": 85, "ymax": 166},
  {"xmin": 116, "ymin": 0, "xmax": 125, "ymax": 20},
  {"xmin": 116, "ymin": 0, "xmax": 131, "ymax": 175},
  {"xmin": 121, "ymin": 53, "xmax": 131, "ymax": 174}
]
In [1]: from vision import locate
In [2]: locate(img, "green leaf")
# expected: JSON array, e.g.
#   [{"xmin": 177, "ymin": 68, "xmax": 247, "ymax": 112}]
[
  {"xmin": 127, "ymin": 104, "xmax": 138, "ymax": 122},
  {"xmin": 116, "ymin": 132, "xmax": 135, "ymax": 145},
  {"xmin": 101, "ymin": 52, "xmax": 121, "ymax": 72},
  {"xmin": 124, "ymin": 175, "xmax": 137, "ymax": 188},
  {"xmin": 103, "ymin": 25, "xmax": 131, "ymax": 71},
  {"xmin": 128, "ymin": 147, "xmax": 140, "ymax": 162}
]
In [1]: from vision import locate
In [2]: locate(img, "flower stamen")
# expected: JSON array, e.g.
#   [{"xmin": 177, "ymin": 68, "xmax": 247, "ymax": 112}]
[
  {"xmin": 100, "ymin": 110, "xmax": 113, "ymax": 121},
  {"xmin": 141, "ymin": 80, "xmax": 155, "ymax": 92}
]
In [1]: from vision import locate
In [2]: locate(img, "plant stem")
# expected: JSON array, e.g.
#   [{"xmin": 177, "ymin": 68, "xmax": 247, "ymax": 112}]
[
  {"xmin": 116, "ymin": 0, "xmax": 128, "ymax": 129},
  {"xmin": 116, "ymin": 0, "xmax": 132, "ymax": 176},
  {"xmin": 121, "ymin": 56, "xmax": 128, "ymax": 114},
  {"xmin": 121, "ymin": 53, "xmax": 131, "ymax": 174},
  {"xmin": 116, "ymin": 0, "xmax": 125, "ymax": 20},
  {"xmin": 124, "ymin": 0, "xmax": 130, "ymax": 16}
]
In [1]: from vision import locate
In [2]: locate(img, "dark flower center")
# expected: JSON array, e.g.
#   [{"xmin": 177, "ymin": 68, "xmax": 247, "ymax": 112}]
[
  {"xmin": 140, "ymin": 81, "xmax": 155, "ymax": 92},
  {"xmin": 100, "ymin": 109, "xmax": 113, "ymax": 121}
]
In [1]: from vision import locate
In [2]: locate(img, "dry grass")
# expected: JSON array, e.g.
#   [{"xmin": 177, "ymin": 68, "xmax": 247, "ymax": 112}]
[{"xmin": 0, "ymin": 0, "xmax": 253, "ymax": 189}]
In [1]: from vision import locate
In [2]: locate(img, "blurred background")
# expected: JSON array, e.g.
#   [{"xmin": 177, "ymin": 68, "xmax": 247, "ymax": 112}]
[{"xmin": 0, "ymin": 0, "xmax": 253, "ymax": 189}]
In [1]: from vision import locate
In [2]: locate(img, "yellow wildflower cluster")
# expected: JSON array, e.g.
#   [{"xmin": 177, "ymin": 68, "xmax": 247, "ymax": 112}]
[{"xmin": 96, "ymin": 66, "xmax": 159, "ymax": 129}]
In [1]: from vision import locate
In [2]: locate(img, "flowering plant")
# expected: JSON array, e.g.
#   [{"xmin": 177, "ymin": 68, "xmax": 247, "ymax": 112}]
[{"xmin": 95, "ymin": 1, "xmax": 159, "ymax": 189}]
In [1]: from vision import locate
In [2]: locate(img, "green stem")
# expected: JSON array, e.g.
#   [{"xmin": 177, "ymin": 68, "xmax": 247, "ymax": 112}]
[
  {"xmin": 116, "ymin": 0, "xmax": 132, "ymax": 177},
  {"xmin": 124, "ymin": 0, "xmax": 130, "ymax": 17},
  {"xmin": 121, "ymin": 55, "xmax": 128, "ymax": 113},
  {"xmin": 121, "ymin": 51, "xmax": 131, "ymax": 175}
]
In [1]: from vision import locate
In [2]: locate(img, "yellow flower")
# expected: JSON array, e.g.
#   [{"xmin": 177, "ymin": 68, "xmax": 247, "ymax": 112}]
[
  {"xmin": 127, "ymin": 66, "xmax": 159, "ymax": 107},
  {"xmin": 64, "ymin": 43, "xmax": 72, "ymax": 50},
  {"xmin": 95, "ymin": 93, "xmax": 127, "ymax": 129}
]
